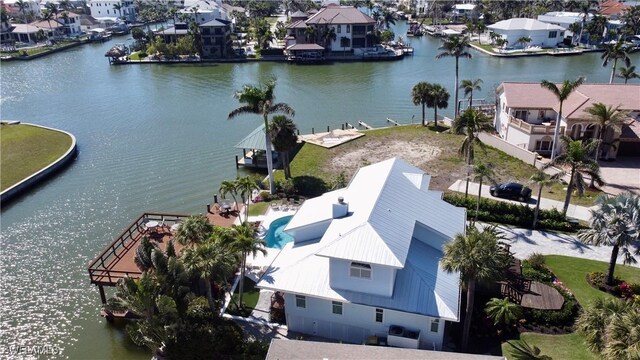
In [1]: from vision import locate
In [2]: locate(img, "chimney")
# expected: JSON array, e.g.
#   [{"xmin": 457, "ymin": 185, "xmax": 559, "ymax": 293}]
[{"xmin": 332, "ymin": 196, "xmax": 348, "ymax": 218}]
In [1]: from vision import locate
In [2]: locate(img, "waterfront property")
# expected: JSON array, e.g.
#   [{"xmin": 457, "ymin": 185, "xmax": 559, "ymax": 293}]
[
  {"xmin": 234, "ymin": 124, "xmax": 280, "ymax": 169},
  {"xmin": 488, "ymin": 18, "xmax": 566, "ymax": 49},
  {"xmin": 256, "ymin": 158, "xmax": 467, "ymax": 350},
  {"xmin": 89, "ymin": 0, "xmax": 136, "ymax": 22},
  {"xmin": 494, "ymin": 82, "xmax": 640, "ymax": 159}
]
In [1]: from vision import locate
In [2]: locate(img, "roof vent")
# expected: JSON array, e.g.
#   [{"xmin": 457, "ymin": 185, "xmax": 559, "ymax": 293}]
[
  {"xmin": 338, "ymin": 196, "xmax": 344, "ymax": 204},
  {"xmin": 333, "ymin": 197, "xmax": 348, "ymax": 219}
]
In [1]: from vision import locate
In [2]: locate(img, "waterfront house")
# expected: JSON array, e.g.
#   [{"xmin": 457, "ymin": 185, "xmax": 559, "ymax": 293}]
[
  {"xmin": 487, "ymin": 18, "xmax": 566, "ymax": 48},
  {"xmin": 256, "ymin": 158, "xmax": 466, "ymax": 350},
  {"xmin": 494, "ymin": 82, "xmax": 640, "ymax": 158},
  {"xmin": 89, "ymin": 0, "xmax": 136, "ymax": 22},
  {"xmin": 3, "ymin": 0, "xmax": 41, "ymax": 20},
  {"xmin": 285, "ymin": 5, "xmax": 377, "ymax": 52},
  {"xmin": 179, "ymin": 0, "xmax": 229, "ymax": 25},
  {"xmin": 156, "ymin": 18, "xmax": 231, "ymax": 59}
]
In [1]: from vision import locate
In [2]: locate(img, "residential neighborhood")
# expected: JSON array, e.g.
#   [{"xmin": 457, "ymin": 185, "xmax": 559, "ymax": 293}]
[{"xmin": 1, "ymin": 0, "xmax": 640, "ymax": 359}]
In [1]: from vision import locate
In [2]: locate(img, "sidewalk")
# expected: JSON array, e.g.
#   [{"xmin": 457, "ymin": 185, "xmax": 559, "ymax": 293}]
[{"xmin": 448, "ymin": 180, "xmax": 594, "ymax": 221}]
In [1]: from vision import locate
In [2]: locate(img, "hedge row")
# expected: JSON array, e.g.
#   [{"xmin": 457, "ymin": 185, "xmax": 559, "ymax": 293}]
[{"xmin": 443, "ymin": 193, "xmax": 579, "ymax": 232}]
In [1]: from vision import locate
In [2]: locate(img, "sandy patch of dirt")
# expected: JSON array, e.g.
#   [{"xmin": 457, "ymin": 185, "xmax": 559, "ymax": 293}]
[{"xmin": 328, "ymin": 139, "xmax": 442, "ymax": 176}]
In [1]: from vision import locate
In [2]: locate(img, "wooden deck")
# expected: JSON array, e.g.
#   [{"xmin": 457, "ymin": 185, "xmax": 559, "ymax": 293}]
[
  {"xmin": 87, "ymin": 206, "xmax": 242, "ymax": 289},
  {"xmin": 520, "ymin": 281, "xmax": 565, "ymax": 310}
]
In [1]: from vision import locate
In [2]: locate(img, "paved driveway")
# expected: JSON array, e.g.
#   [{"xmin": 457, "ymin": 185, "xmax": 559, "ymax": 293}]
[
  {"xmin": 448, "ymin": 180, "xmax": 594, "ymax": 221},
  {"xmin": 598, "ymin": 158, "xmax": 640, "ymax": 195}
]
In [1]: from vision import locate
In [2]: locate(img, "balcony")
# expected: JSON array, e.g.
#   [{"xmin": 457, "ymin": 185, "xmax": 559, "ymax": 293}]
[
  {"xmin": 509, "ymin": 115, "xmax": 564, "ymax": 135},
  {"xmin": 387, "ymin": 325, "xmax": 420, "ymax": 349}
]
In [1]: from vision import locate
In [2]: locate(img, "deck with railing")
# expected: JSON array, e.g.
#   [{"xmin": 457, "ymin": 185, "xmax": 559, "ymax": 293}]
[{"xmin": 509, "ymin": 115, "xmax": 565, "ymax": 135}]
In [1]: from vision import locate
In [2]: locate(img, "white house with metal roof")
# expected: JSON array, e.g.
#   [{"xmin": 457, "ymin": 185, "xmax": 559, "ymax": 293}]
[
  {"xmin": 256, "ymin": 158, "xmax": 466, "ymax": 350},
  {"xmin": 488, "ymin": 18, "xmax": 566, "ymax": 48}
]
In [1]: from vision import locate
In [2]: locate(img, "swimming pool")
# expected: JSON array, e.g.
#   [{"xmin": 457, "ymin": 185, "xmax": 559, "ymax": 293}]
[{"xmin": 265, "ymin": 215, "xmax": 294, "ymax": 249}]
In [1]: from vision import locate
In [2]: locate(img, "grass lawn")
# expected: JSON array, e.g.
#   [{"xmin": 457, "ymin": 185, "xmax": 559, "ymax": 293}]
[
  {"xmin": 248, "ymin": 202, "xmax": 269, "ymax": 216},
  {"xmin": 1, "ymin": 124, "xmax": 73, "ymax": 191},
  {"xmin": 128, "ymin": 51, "xmax": 145, "ymax": 60},
  {"xmin": 471, "ymin": 41, "xmax": 496, "ymax": 53},
  {"xmin": 229, "ymin": 279, "xmax": 260, "ymax": 317},
  {"xmin": 285, "ymin": 125, "xmax": 600, "ymax": 205},
  {"xmin": 544, "ymin": 255, "xmax": 640, "ymax": 305},
  {"xmin": 502, "ymin": 332, "xmax": 598, "ymax": 360}
]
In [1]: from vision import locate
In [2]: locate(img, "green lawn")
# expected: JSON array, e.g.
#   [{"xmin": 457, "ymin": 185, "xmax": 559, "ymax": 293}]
[
  {"xmin": 1, "ymin": 124, "xmax": 73, "ymax": 191},
  {"xmin": 128, "ymin": 51, "xmax": 145, "ymax": 60},
  {"xmin": 248, "ymin": 202, "xmax": 269, "ymax": 216},
  {"xmin": 502, "ymin": 333, "xmax": 598, "ymax": 360},
  {"xmin": 229, "ymin": 279, "xmax": 260, "ymax": 317},
  {"xmin": 545, "ymin": 255, "xmax": 640, "ymax": 305}
]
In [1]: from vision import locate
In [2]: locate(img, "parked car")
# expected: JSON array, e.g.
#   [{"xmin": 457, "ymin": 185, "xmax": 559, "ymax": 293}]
[{"xmin": 489, "ymin": 182, "xmax": 532, "ymax": 202}]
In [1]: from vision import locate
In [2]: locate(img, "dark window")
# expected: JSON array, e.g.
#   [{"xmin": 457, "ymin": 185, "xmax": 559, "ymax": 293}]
[
  {"xmin": 431, "ymin": 319, "xmax": 439, "ymax": 332},
  {"xmin": 337, "ymin": 24, "xmax": 341, "ymax": 33},
  {"xmin": 350, "ymin": 262, "xmax": 371, "ymax": 279},
  {"xmin": 549, "ymin": 31, "xmax": 557, "ymax": 38},
  {"xmin": 375, "ymin": 308, "xmax": 383, "ymax": 323},
  {"xmin": 347, "ymin": 25, "xmax": 350, "ymax": 33},
  {"xmin": 295, "ymin": 295, "xmax": 306, "ymax": 308},
  {"xmin": 332, "ymin": 301, "xmax": 342, "ymax": 315}
]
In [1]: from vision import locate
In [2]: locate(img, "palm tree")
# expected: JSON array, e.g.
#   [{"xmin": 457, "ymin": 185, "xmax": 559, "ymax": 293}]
[
  {"xmin": 15, "ymin": 0, "xmax": 28, "ymax": 23},
  {"xmin": 586, "ymin": 103, "xmax": 629, "ymax": 160},
  {"xmin": 427, "ymin": 83, "xmax": 450, "ymax": 127},
  {"xmin": 411, "ymin": 82, "xmax": 430, "ymax": 126},
  {"xmin": 381, "ymin": 9, "xmax": 396, "ymax": 29},
  {"xmin": 453, "ymin": 108, "xmax": 494, "ymax": 197},
  {"xmin": 40, "ymin": 9, "xmax": 54, "ymax": 40},
  {"xmin": 602, "ymin": 306, "xmax": 640, "ymax": 359},
  {"xmin": 234, "ymin": 176, "xmax": 258, "ymax": 222},
  {"xmin": 621, "ymin": 5, "xmax": 640, "ymax": 36},
  {"xmin": 304, "ymin": 26, "xmax": 317, "ymax": 43},
  {"xmin": 577, "ymin": 1, "xmax": 595, "ymax": 46},
  {"xmin": 436, "ymin": 35, "xmax": 472, "ymax": 117},
  {"xmin": 601, "ymin": 40, "xmax": 632, "ymax": 84},
  {"xmin": 229, "ymin": 223, "xmax": 266, "ymax": 306},
  {"xmin": 321, "ymin": 26, "xmax": 336, "ymax": 50},
  {"xmin": 182, "ymin": 240, "xmax": 235, "ymax": 312},
  {"xmin": 508, "ymin": 340, "xmax": 552, "ymax": 360},
  {"xmin": 228, "ymin": 79, "xmax": 295, "ymax": 194},
  {"xmin": 219, "ymin": 180, "xmax": 238, "ymax": 209},
  {"xmin": 576, "ymin": 296, "xmax": 632, "ymax": 353},
  {"xmin": 540, "ymin": 76, "xmax": 585, "ymax": 160},
  {"xmin": 617, "ymin": 65, "xmax": 639, "ymax": 84},
  {"xmin": 472, "ymin": 162, "xmax": 495, "ymax": 222},
  {"xmin": 544, "ymin": 136, "xmax": 603, "ymax": 213},
  {"xmin": 174, "ymin": 214, "xmax": 213, "ymax": 247},
  {"xmin": 268, "ymin": 115, "xmax": 298, "ymax": 179},
  {"xmin": 59, "ymin": 12, "xmax": 70, "ymax": 35},
  {"xmin": 529, "ymin": 170, "xmax": 560, "ymax": 229},
  {"xmin": 459, "ymin": 78, "xmax": 482, "ymax": 109},
  {"xmin": 113, "ymin": 3, "xmax": 123, "ymax": 19},
  {"xmin": 476, "ymin": 22, "xmax": 487, "ymax": 45},
  {"xmin": 485, "ymin": 297, "xmax": 522, "ymax": 328},
  {"xmin": 577, "ymin": 192, "xmax": 639, "ymax": 285},
  {"xmin": 516, "ymin": 36, "xmax": 531, "ymax": 49},
  {"xmin": 442, "ymin": 225, "xmax": 509, "ymax": 351}
]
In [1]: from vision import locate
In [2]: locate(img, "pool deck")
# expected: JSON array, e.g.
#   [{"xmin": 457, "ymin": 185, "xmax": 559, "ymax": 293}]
[{"xmin": 246, "ymin": 207, "xmax": 298, "ymax": 269}]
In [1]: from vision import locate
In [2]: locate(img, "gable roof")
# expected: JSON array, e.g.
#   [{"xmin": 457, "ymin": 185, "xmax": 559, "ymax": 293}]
[
  {"xmin": 488, "ymin": 18, "xmax": 566, "ymax": 31},
  {"xmin": 305, "ymin": 5, "xmax": 375, "ymax": 25},
  {"xmin": 499, "ymin": 82, "xmax": 640, "ymax": 120},
  {"xmin": 234, "ymin": 124, "xmax": 273, "ymax": 151}
]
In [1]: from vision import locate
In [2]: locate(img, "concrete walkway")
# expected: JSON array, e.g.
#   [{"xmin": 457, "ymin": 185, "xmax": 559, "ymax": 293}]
[
  {"xmin": 448, "ymin": 180, "xmax": 594, "ymax": 221},
  {"xmin": 494, "ymin": 224, "xmax": 640, "ymax": 268}
]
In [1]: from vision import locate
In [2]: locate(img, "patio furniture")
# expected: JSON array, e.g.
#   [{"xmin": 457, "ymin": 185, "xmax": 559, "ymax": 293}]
[
  {"xmin": 170, "ymin": 223, "xmax": 181, "ymax": 233},
  {"xmin": 145, "ymin": 220, "xmax": 159, "ymax": 234}
]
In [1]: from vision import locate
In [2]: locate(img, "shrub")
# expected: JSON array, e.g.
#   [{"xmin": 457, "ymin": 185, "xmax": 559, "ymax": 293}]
[
  {"xmin": 522, "ymin": 260, "xmax": 554, "ymax": 283},
  {"xmin": 523, "ymin": 286, "xmax": 580, "ymax": 327},
  {"xmin": 527, "ymin": 253, "xmax": 546, "ymax": 270}
]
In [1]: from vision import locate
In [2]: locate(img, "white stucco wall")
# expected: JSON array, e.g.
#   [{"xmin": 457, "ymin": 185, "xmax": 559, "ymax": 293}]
[
  {"xmin": 329, "ymin": 259, "xmax": 395, "ymax": 297},
  {"xmin": 505, "ymin": 126, "xmax": 532, "ymax": 150},
  {"xmin": 492, "ymin": 28, "xmax": 564, "ymax": 47},
  {"xmin": 288, "ymin": 220, "xmax": 332, "ymax": 244},
  {"xmin": 284, "ymin": 293, "xmax": 446, "ymax": 350}
]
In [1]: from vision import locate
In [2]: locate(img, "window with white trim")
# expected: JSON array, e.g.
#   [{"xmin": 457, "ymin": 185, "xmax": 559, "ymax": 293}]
[
  {"xmin": 295, "ymin": 295, "xmax": 306, "ymax": 308},
  {"xmin": 350, "ymin": 262, "xmax": 371, "ymax": 279},
  {"xmin": 430, "ymin": 319, "xmax": 440, "ymax": 332},
  {"xmin": 375, "ymin": 308, "xmax": 383, "ymax": 323},
  {"xmin": 548, "ymin": 31, "xmax": 558, "ymax": 38},
  {"xmin": 332, "ymin": 301, "xmax": 343, "ymax": 315}
]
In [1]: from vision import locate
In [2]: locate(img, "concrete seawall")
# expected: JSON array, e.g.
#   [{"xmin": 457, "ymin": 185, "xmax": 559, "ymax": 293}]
[{"xmin": 0, "ymin": 122, "xmax": 78, "ymax": 204}]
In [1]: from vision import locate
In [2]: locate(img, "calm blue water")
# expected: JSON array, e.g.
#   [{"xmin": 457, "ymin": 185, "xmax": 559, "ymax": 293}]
[{"xmin": 265, "ymin": 215, "xmax": 294, "ymax": 249}]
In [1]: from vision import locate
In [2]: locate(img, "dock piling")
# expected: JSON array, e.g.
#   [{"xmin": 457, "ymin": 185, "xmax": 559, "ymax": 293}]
[
  {"xmin": 235, "ymin": 155, "xmax": 239, "ymax": 169},
  {"xmin": 98, "ymin": 285, "xmax": 107, "ymax": 304},
  {"xmin": 327, "ymin": 126, "xmax": 330, "ymax": 132},
  {"xmin": 312, "ymin": 127, "xmax": 314, "ymax": 134}
]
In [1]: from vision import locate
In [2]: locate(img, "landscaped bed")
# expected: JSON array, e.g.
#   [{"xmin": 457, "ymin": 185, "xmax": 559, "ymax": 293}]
[
  {"xmin": 1, "ymin": 123, "xmax": 73, "ymax": 191},
  {"xmin": 227, "ymin": 278, "xmax": 260, "ymax": 317}
]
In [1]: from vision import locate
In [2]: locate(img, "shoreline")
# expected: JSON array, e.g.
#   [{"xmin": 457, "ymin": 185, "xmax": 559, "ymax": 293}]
[{"xmin": 469, "ymin": 42, "xmax": 604, "ymax": 58}]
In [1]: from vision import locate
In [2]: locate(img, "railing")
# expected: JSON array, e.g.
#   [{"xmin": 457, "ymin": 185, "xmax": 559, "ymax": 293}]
[
  {"xmin": 508, "ymin": 115, "xmax": 564, "ymax": 135},
  {"xmin": 87, "ymin": 212, "xmax": 190, "ymax": 286},
  {"xmin": 501, "ymin": 282, "xmax": 524, "ymax": 304}
]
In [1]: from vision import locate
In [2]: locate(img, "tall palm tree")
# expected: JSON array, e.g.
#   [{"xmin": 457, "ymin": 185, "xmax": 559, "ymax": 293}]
[
  {"xmin": 585, "ymin": 103, "xmax": 629, "ymax": 160},
  {"xmin": 40, "ymin": 9, "xmax": 54, "ymax": 39},
  {"xmin": 453, "ymin": 108, "xmax": 494, "ymax": 197},
  {"xmin": 617, "ymin": 65, "xmax": 639, "ymax": 84},
  {"xmin": 174, "ymin": 214, "xmax": 213, "ymax": 247},
  {"xmin": 321, "ymin": 26, "xmax": 336, "ymax": 50},
  {"xmin": 268, "ymin": 115, "xmax": 298, "ymax": 179},
  {"xmin": 229, "ymin": 223, "xmax": 266, "ymax": 306},
  {"xmin": 411, "ymin": 82, "xmax": 430, "ymax": 126},
  {"xmin": 459, "ymin": 78, "xmax": 482, "ymax": 109},
  {"xmin": 544, "ymin": 136, "xmax": 603, "ymax": 213},
  {"xmin": 472, "ymin": 162, "xmax": 495, "ymax": 222},
  {"xmin": 219, "ymin": 180, "xmax": 238, "ymax": 209},
  {"xmin": 577, "ymin": 192, "xmax": 639, "ymax": 285},
  {"xmin": 621, "ymin": 5, "xmax": 640, "ymax": 36},
  {"xmin": 485, "ymin": 297, "xmax": 522, "ymax": 328},
  {"xmin": 228, "ymin": 79, "xmax": 295, "ymax": 194},
  {"xmin": 182, "ymin": 240, "xmax": 235, "ymax": 312},
  {"xmin": 540, "ymin": 76, "xmax": 585, "ymax": 160},
  {"xmin": 436, "ymin": 35, "xmax": 472, "ymax": 117},
  {"xmin": 442, "ymin": 225, "xmax": 509, "ymax": 351},
  {"xmin": 577, "ymin": 1, "xmax": 595, "ymax": 46},
  {"xmin": 113, "ymin": 3, "xmax": 123, "ymax": 19},
  {"xmin": 235, "ymin": 176, "xmax": 258, "ymax": 222},
  {"xmin": 601, "ymin": 40, "xmax": 632, "ymax": 84},
  {"xmin": 381, "ymin": 9, "xmax": 396, "ymax": 29},
  {"xmin": 427, "ymin": 83, "xmax": 450, "ymax": 127},
  {"xmin": 15, "ymin": 0, "xmax": 28, "ymax": 23},
  {"xmin": 529, "ymin": 170, "xmax": 560, "ymax": 229}
]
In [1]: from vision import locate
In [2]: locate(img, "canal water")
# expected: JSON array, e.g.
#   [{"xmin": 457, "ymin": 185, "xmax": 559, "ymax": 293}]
[{"xmin": 0, "ymin": 21, "xmax": 634, "ymax": 358}]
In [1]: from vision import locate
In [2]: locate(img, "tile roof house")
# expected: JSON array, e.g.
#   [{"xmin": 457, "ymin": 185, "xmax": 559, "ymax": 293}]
[
  {"xmin": 494, "ymin": 82, "xmax": 640, "ymax": 158},
  {"xmin": 487, "ymin": 18, "xmax": 566, "ymax": 48},
  {"xmin": 256, "ymin": 158, "xmax": 466, "ymax": 350}
]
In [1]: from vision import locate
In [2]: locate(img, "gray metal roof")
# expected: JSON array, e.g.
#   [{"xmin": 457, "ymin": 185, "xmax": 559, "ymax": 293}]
[{"xmin": 234, "ymin": 124, "xmax": 273, "ymax": 150}]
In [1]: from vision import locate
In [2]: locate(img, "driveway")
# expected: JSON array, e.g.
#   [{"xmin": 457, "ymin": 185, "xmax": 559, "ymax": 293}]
[
  {"xmin": 598, "ymin": 158, "xmax": 640, "ymax": 195},
  {"xmin": 448, "ymin": 180, "xmax": 594, "ymax": 221}
]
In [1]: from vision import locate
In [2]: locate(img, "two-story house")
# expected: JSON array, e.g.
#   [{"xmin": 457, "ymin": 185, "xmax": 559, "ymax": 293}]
[
  {"xmin": 89, "ymin": 0, "xmax": 136, "ymax": 22},
  {"xmin": 256, "ymin": 158, "xmax": 466, "ymax": 350},
  {"xmin": 155, "ymin": 18, "xmax": 231, "ymax": 58},
  {"xmin": 285, "ymin": 5, "xmax": 376, "ymax": 53},
  {"xmin": 494, "ymin": 82, "xmax": 640, "ymax": 159}
]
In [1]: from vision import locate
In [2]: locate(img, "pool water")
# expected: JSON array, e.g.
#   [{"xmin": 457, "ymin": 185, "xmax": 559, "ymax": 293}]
[{"xmin": 265, "ymin": 215, "xmax": 294, "ymax": 249}]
